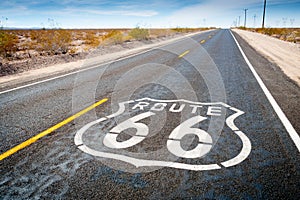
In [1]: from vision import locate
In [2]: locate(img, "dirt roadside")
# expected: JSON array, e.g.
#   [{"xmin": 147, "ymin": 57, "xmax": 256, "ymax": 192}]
[
  {"xmin": 232, "ymin": 29, "xmax": 300, "ymax": 87},
  {"xmin": 0, "ymin": 31, "xmax": 209, "ymax": 91}
]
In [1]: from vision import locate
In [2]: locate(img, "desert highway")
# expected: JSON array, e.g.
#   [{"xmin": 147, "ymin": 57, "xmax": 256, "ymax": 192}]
[{"xmin": 0, "ymin": 29, "xmax": 299, "ymax": 199}]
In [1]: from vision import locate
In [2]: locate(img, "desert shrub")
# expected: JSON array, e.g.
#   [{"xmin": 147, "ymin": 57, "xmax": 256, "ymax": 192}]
[
  {"xmin": 149, "ymin": 29, "xmax": 169, "ymax": 38},
  {"xmin": 53, "ymin": 30, "xmax": 72, "ymax": 53},
  {"xmin": 0, "ymin": 31, "xmax": 18, "ymax": 58},
  {"xmin": 251, "ymin": 28, "xmax": 291, "ymax": 36},
  {"xmin": 73, "ymin": 31, "xmax": 85, "ymax": 40},
  {"xmin": 30, "ymin": 30, "xmax": 40, "ymax": 41},
  {"xmin": 110, "ymin": 31, "xmax": 124, "ymax": 44},
  {"xmin": 68, "ymin": 47, "xmax": 77, "ymax": 55},
  {"xmin": 102, "ymin": 30, "xmax": 117, "ymax": 40},
  {"xmin": 102, "ymin": 30, "xmax": 124, "ymax": 44},
  {"xmin": 237, "ymin": 26, "xmax": 247, "ymax": 30},
  {"xmin": 35, "ymin": 31, "xmax": 51, "ymax": 52},
  {"xmin": 129, "ymin": 27, "xmax": 149, "ymax": 41},
  {"xmin": 171, "ymin": 27, "xmax": 189, "ymax": 33},
  {"xmin": 171, "ymin": 27, "xmax": 211, "ymax": 34},
  {"xmin": 123, "ymin": 35, "xmax": 133, "ymax": 42},
  {"xmin": 172, "ymin": 28, "xmax": 194, "ymax": 33},
  {"xmin": 84, "ymin": 31, "xmax": 101, "ymax": 48},
  {"xmin": 240, "ymin": 27, "xmax": 300, "ymax": 43},
  {"xmin": 30, "ymin": 29, "xmax": 72, "ymax": 54}
]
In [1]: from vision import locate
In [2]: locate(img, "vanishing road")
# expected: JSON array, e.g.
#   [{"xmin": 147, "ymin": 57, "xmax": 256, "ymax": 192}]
[{"xmin": 1, "ymin": 29, "xmax": 299, "ymax": 199}]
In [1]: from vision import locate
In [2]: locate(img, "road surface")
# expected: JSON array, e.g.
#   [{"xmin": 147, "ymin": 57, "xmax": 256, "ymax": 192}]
[{"xmin": 0, "ymin": 29, "xmax": 299, "ymax": 199}]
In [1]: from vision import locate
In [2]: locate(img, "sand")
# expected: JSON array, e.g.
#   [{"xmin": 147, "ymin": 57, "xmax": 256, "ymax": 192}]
[{"xmin": 233, "ymin": 29, "xmax": 300, "ymax": 86}]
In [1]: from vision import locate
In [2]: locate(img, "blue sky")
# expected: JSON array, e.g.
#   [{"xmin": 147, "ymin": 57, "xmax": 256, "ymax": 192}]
[{"xmin": 1, "ymin": 0, "xmax": 299, "ymax": 28}]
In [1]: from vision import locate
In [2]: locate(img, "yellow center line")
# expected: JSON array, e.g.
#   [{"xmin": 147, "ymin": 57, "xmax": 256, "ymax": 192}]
[
  {"xmin": 200, "ymin": 40, "xmax": 206, "ymax": 44},
  {"xmin": 0, "ymin": 98, "xmax": 108, "ymax": 161},
  {"xmin": 178, "ymin": 50, "xmax": 190, "ymax": 58}
]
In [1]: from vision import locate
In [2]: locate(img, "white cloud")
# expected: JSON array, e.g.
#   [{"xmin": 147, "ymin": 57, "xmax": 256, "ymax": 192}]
[
  {"xmin": 47, "ymin": 7, "xmax": 158, "ymax": 17},
  {"xmin": 85, "ymin": 9, "xmax": 158, "ymax": 17}
]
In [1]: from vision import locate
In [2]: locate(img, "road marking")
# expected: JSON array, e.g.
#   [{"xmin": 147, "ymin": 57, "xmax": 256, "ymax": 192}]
[
  {"xmin": 221, "ymin": 131, "xmax": 251, "ymax": 167},
  {"xmin": 208, "ymin": 35, "xmax": 212, "ymax": 39},
  {"xmin": 0, "ymin": 98, "xmax": 108, "ymax": 161},
  {"xmin": 75, "ymin": 98, "xmax": 251, "ymax": 171},
  {"xmin": 200, "ymin": 40, "xmax": 206, "ymax": 44},
  {"xmin": 178, "ymin": 50, "xmax": 190, "ymax": 58},
  {"xmin": 230, "ymin": 30, "xmax": 300, "ymax": 152}
]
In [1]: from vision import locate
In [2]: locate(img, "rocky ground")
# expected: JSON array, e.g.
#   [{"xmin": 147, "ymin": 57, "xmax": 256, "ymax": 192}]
[
  {"xmin": 0, "ymin": 52, "xmax": 86, "ymax": 76},
  {"xmin": 0, "ymin": 39, "xmax": 171, "ymax": 76}
]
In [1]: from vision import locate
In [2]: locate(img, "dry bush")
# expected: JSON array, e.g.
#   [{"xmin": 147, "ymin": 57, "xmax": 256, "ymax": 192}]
[
  {"xmin": 53, "ymin": 29, "xmax": 72, "ymax": 53},
  {"xmin": 72, "ymin": 30, "xmax": 85, "ymax": 40},
  {"xmin": 171, "ymin": 27, "xmax": 211, "ymax": 33},
  {"xmin": 0, "ymin": 31, "xmax": 18, "ymax": 58},
  {"xmin": 240, "ymin": 27, "xmax": 300, "ymax": 43},
  {"xmin": 149, "ymin": 29, "xmax": 171, "ymax": 39},
  {"xmin": 129, "ymin": 27, "xmax": 149, "ymax": 41},
  {"xmin": 29, "ymin": 29, "xmax": 72, "ymax": 54},
  {"xmin": 84, "ymin": 31, "xmax": 101, "ymax": 48},
  {"xmin": 68, "ymin": 47, "xmax": 77, "ymax": 55},
  {"xmin": 30, "ymin": 30, "xmax": 40, "ymax": 41},
  {"xmin": 109, "ymin": 32, "xmax": 124, "ymax": 44},
  {"xmin": 254, "ymin": 28, "xmax": 287, "ymax": 36},
  {"xmin": 171, "ymin": 28, "xmax": 190, "ymax": 33},
  {"xmin": 102, "ymin": 30, "xmax": 124, "ymax": 45},
  {"xmin": 237, "ymin": 26, "xmax": 247, "ymax": 30}
]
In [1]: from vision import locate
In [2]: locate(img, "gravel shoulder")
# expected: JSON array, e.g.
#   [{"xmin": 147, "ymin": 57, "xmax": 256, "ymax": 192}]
[
  {"xmin": 232, "ymin": 29, "xmax": 300, "ymax": 87},
  {"xmin": 0, "ymin": 31, "xmax": 208, "ymax": 92},
  {"xmin": 232, "ymin": 30, "xmax": 300, "ymax": 135}
]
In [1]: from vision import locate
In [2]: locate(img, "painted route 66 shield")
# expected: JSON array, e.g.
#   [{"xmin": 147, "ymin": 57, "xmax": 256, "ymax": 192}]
[{"xmin": 74, "ymin": 98, "xmax": 251, "ymax": 172}]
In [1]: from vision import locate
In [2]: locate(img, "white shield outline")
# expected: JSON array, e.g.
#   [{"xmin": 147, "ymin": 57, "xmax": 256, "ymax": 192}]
[{"xmin": 74, "ymin": 97, "xmax": 251, "ymax": 171}]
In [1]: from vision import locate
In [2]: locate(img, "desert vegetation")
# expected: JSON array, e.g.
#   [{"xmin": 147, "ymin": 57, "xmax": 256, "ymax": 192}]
[
  {"xmin": 238, "ymin": 27, "xmax": 300, "ymax": 43},
  {"xmin": 128, "ymin": 27, "xmax": 149, "ymax": 41},
  {"xmin": 0, "ymin": 29, "xmax": 122, "ymax": 60},
  {"xmin": 0, "ymin": 27, "xmax": 213, "ymax": 60},
  {"xmin": 0, "ymin": 27, "xmax": 213, "ymax": 76},
  {"xmin": 0, "ymin": 31, "xmax": 18, "ymax": 58}
]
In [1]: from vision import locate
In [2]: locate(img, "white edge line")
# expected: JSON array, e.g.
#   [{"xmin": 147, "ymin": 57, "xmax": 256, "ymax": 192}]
[
  {"xmin": 0, "ymin": 31, "xmax": 209, "ymax": 95},
  {"xmin": 230, "ymin": 30, "xmax": 300, "ymax": 152}
]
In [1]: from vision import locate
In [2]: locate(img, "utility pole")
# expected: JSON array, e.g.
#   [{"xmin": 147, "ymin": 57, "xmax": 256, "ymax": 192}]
[
  {"xmin": 262, "ymin": 0, "xmax": 267, "ymax": 28},
  {"xmin": 243, "ymin": 9, "xmax": 248, "ymax": 27},
  {"xmin": 238, "ymin": 16, "xmax": 241, "ymax": 27}
]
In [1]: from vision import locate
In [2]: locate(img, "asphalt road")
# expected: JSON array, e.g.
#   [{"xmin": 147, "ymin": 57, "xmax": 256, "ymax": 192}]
[{"xmin": 0, "ymin": 29, "xmax": 299, "ymax": 199}]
